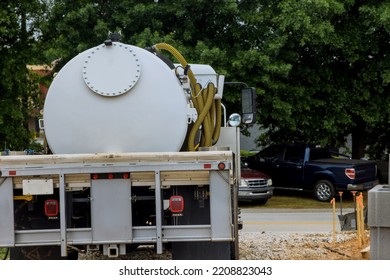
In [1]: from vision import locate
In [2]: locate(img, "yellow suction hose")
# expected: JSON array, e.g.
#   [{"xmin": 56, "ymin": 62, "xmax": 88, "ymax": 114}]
[
  {"xmin": 153, "ymin": 43, "xmax": 222, "ymax": 151},
  {"xmin": 153, "ymin": 43, "xmax": 197, "ymax": 92}
]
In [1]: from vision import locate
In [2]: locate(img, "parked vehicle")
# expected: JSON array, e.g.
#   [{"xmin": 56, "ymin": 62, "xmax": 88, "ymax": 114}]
[
  {"xmin": 244, "ymin": 144, "xmax": 378, "ymax": 202},
  {"xmin": 239, "ymin": 165, "xmax": 273, "ymax": 204}
]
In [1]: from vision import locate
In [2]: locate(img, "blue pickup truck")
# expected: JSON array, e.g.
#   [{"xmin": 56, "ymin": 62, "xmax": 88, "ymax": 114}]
[{"xmin": 244, "ymin": 144, "xmax": 378, "ymax": 201}]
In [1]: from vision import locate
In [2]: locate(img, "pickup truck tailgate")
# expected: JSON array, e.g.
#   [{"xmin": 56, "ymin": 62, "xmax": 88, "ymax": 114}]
[
  {"xmin": 355, "ymin": 161, "xmax": 377, "ymax": 181},
  {"xmin": 312, "ymin": 158, "xmax": 377, "ymax": 182}
]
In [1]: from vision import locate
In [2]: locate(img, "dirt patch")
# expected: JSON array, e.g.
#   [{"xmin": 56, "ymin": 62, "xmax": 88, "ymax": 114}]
[{"xmin": 315, "ymin": 236, "xmax": 369, "ymax": 260}]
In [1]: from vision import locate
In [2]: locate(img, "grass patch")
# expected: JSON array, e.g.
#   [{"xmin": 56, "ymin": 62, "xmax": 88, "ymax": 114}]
[
  {"xmin": 266, "ymin": 194, "xmax": 355, "ymax": 209},
  {"xmin": 240, "ymin": 190, "xmax": 365, "ymax": 209},
  {"xmin": 0, "ymin": 247, "xmax": 9, "ymax": 260},
  {"xmin": 240, "ymin": 150, "xmax": 258, "ymax": 157}
]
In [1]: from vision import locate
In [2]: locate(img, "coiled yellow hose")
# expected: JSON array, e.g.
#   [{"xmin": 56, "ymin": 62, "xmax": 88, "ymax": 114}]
[{"xmin": 153, "ymin": 43, "xmax": 222, "ymax": 151}]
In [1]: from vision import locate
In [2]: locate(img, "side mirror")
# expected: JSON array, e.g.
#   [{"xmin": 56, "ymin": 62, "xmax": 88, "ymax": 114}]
[{"xmin": 241, "ymin": 87, "xmax": 256, "ymax": 124}]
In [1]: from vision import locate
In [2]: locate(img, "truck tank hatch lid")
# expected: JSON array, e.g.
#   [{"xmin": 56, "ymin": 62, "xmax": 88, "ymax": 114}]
[{"xmin": 82, "ymin": 43, "xmax": 141, "ymax": 97}]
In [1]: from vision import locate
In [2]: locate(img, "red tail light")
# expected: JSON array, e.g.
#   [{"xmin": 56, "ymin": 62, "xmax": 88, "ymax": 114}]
[
  {"xmin": 218, "ymin": 162, "xmax": 226, "ymax": 170},
  {"xmin": 345, "ymin": 168, "xmax": 355, "ymax": 180},
  {"xmin": 44, "ymin": 199, "xmax": 59, "ymax": 217},
  {"xmin": 91, "ymin": 173, "xmax": 130, "ymax": 180},
  {"xmin": 169, "ymin": 196, "xmax": 184, "ymax": 213}
]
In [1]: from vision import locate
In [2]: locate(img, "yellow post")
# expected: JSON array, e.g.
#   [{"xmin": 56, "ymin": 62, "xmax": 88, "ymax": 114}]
[
  {"xmin": 357, "ymin": 193, "xmax": 365, "ymax": 244},
  {"xmin": 356, "ymin": 194, "xmax": 362, "ymax": 247},
  {"xmin": 330, "ymin": 197, "xmax": 336, "ymax": 244}
]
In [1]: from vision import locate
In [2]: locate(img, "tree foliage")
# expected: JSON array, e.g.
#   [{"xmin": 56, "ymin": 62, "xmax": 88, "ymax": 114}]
[
  {"xmin": 0, "ymin": 1, "xmax": 46, "ymax": 150},
  {"xmin": 232, "ymin": 0, "xmax": 389, "ymax": 158},
  {"xmin": 1, "ymin": 0, "xmax": 389, "ymax": 158}
]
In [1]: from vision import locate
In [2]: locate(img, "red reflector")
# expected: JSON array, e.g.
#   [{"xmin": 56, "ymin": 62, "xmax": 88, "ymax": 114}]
[
  {"xmin": 108, "ymin": 173, "xmax": 114, "ymax": 179},
  {"xmin": 92, "ymin": 174, "xmax": 99, "ymax": 180},
  {"xmin": 9, "ymin": 170, "xmax": 16, "ymax": 176},
  {"xmin": 44, "ymin": 199, "xmax": 59, "ymax": 217},
  {"xmin": 169, "ymin": 196, "xmax": 184, "ymax": 213},
  {"xmin": 204, "ymin": 164, "xmax": 212, "ymax": 169},
  {"xmin": 123, "ymin": 173, "xmax": 129, "ymax": 179},
  {"xmin": 218, "ymin": 162, "xmax": 226, "ymax": 170},
  {"xmin": 345, "ymin": 168, "xmax": 355, "ymax": 180}
]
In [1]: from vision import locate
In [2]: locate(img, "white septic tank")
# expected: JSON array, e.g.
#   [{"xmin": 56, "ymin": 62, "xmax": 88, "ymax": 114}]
[{"xmin": 43, "ymin": 42, "xmax": 189, "ymax": 154}]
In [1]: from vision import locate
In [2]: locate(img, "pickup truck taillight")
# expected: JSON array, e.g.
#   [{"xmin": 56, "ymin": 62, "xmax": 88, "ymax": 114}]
[{"xmin": 345, "ymin": 168, "xmax": 356, "ymax": 180}]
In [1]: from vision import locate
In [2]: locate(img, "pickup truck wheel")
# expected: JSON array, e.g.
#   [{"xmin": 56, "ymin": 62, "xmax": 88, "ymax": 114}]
[{"xmin": 314, "ymin": 180, "xmax": 335, "ymax": 202}]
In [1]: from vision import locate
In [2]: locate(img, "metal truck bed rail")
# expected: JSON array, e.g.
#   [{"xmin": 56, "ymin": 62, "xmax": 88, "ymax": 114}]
[{"xmin": 0, "ymin": 151, "xmax": 233, "ymax": 166}]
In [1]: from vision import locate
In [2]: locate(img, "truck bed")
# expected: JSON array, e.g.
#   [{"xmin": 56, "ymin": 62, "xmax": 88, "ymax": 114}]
[{"xmin": 0, "ymin": 151, "xmax": 235, "ymax": 258}]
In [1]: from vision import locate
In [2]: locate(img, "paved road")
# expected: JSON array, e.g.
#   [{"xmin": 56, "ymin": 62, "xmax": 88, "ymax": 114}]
[{"xmin": 240, "ymin": 207, "xmax": 356, "ymax": 233}]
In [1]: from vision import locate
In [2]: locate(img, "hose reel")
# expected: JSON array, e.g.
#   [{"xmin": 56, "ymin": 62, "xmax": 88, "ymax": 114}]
[{"xmin": 153, "ymin": 43, "xmax": 222, "ymax": 151}]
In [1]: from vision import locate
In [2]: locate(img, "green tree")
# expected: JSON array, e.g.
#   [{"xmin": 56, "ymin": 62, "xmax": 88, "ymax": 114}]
[
  {"xmin": 38, "ymin": 0, "xmax": 390, "ymax": 159},
  {"xmin": 358, "ymin": 2, "xmax": 390, "ymax": 158},
  {"xmin": 232, "ymin": 0, "xmax": 389, "ymax": 159},
  {"xmin": 39, "ymin": 0, "xmax": 238, "ymax": 68},
  {"xmin": 0, "ymin": 1, "xmax": 45, "ymax": 150}
]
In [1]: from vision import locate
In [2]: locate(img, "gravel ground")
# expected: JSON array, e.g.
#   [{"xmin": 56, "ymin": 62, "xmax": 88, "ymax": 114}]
[
  {"xmin": 238, "ymin": 231, "xmax": 367, "ymax": 260},
  {"xmin": 79, "ymin": 231, "xmax": 368, "ymax": 260}
]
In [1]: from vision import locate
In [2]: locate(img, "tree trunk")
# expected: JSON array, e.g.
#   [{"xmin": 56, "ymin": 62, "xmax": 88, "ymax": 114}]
[{"xmin": 351, "ymin": 119, "xmax": 366, "ymax": 159}]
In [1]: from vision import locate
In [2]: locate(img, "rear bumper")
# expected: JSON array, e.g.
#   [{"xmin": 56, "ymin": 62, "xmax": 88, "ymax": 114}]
[
  {"xmin": 345, "ymin": 180, "xmax": 379, "ymax": 191},
  {"xmin": 238, "ymin": 186, "xmax": 274, "ymax": 201}
]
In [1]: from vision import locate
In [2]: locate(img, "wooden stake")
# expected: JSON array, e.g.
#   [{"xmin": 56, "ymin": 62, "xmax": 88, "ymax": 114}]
[
  {"xmin": 356, "ymin": 193, "xmax": 365, "ymax": 248},
  {"xmin": 331, "ymin": 198, "xmax": 336, "ymax": 244},
  {"xmin": 358, "ymin": 193, "xmax": 365, "ymax": 244},
  {"xmin": 356, "ymin": 196, "xmax": 362, "ymax": 247}
]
